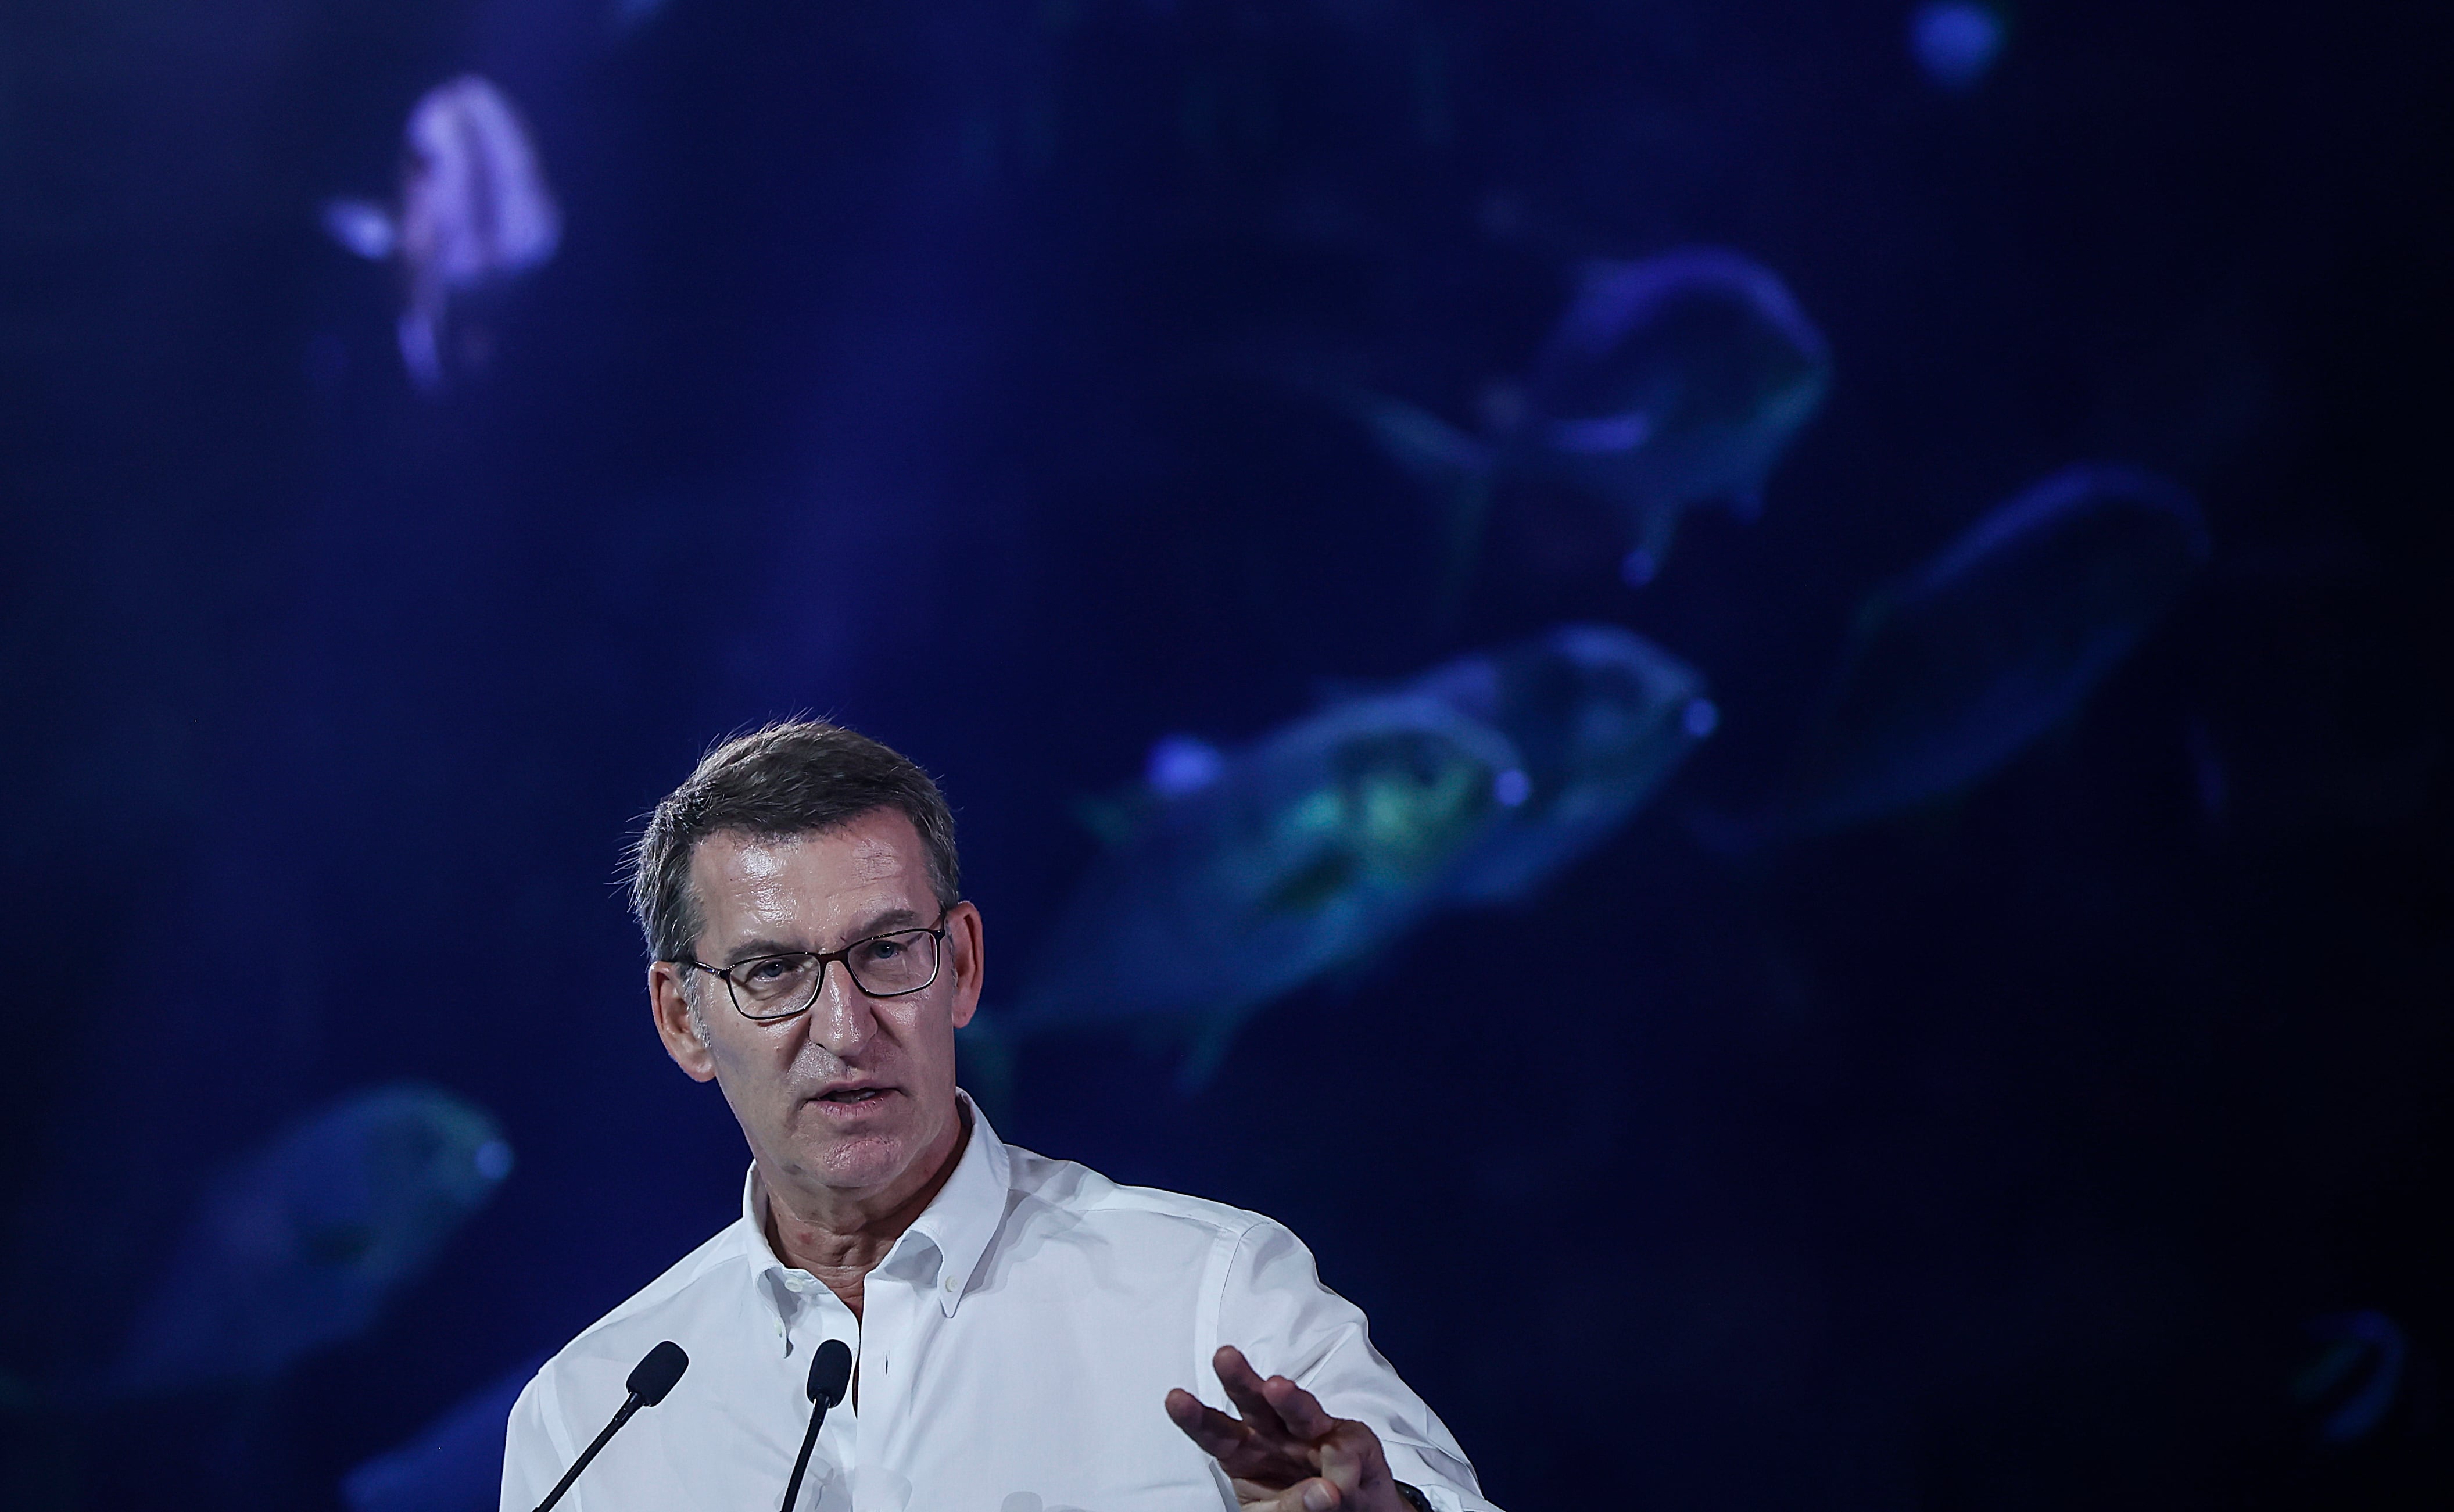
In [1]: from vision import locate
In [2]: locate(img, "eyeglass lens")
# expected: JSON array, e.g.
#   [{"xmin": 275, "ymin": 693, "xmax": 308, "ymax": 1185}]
[{"xmin": 727, "ymin": 930, "xmax": 941, "ymax": 1017}]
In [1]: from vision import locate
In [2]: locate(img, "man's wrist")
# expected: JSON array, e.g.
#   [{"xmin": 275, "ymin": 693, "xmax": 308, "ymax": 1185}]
[{"xmin": 1391, "ymin": 1482, "xmax": 1433, "ymax": 1512}]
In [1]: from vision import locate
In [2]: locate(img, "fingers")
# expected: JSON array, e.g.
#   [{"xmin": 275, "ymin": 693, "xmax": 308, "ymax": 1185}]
[
  {"xmin": 1277, "ymin": 1421, "xmax": 1386, "ymax": 1505},
  {"xmin": 1260, "ymin": 1374, "xmax": 1338, "ymax": 1441},
  {"xmin": 1215, "ymin": 1344, "xmax": 1339, "ymax": 1441},
  {"xmin": 1212, "ymin": 1345, "xmax": 1269, "ymax": 1403},
  {"xmin": 1211, "ymin": 1345, "xmax": 1364, "ymax": 1460},
  {"xmin": 1192, "ymin": 1344, "xmax": 1388, "ymax": 1511},
  {"xmin": 1251, "ymin": 1477, "xmax": 1342, "ymax": 1512},
  {"xmin": 1212, "ymin": 1345, "xmax": 1284, "ymax": 1429},
  {"xmin": 1317, "ymin": 1433, "xmax": 1361, "ymax": 1496},
  {"xmin": 1164, "ymin": 1386, "xmax": 1250, "ymax": 1462}
]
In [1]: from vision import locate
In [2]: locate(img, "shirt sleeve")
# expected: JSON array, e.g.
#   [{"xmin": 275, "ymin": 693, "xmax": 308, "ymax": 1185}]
[
  {"xmin": 500, "ymin": 1366, "xmax": 573, "ymax": 1512},
  {"xmin": 1213, "ymin": 1220, "xmax": 1503, "ymax": 1512}
]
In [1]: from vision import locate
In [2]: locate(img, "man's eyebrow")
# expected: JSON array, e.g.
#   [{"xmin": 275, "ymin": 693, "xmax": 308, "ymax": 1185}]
[
  {"xmin": 848, "ymin": 905, "xmax": 925, "ymax": 938},
  {"xmin": 717, "ymin": 909, "xmax": 926, "ymax": 965},
  {"xmin": 719, "ymin": 937, "xmax": 806, "ymax": 965}
]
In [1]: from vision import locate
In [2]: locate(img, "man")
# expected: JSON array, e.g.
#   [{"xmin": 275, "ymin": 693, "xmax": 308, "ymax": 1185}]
[{"xmin": 502, "ymin": 721, "xmax": 1497, "ymax": 1512}]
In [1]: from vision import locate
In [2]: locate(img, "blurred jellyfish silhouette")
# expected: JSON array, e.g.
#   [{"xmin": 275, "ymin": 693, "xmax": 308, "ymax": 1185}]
[
  {"xmin": 1910, "ymin": 1, "xmax": 2008, "ymax": 92},
  {"xmin": 610, "ymin": 0, "xmax": 671, "ymax": 33},
  {"xmin": 1144, "ymin": 732, "xmax": 1228, "ymax": 797},
  {"xmin": 981, "ymin": 695, "xmax": 1524, "ymax": 1088},
  {"xmin": 969, "ymin": 624, "xmax": 1725, "ymax": 1095},
  {"xmin": 2293, "ymin": 1310, "xmax": 2409, "ymax": 1445},
  {"xmin": 323, "ymin": 76, "xmax": 562, "ymax": 390},
  {"xmin": 99, "ymin": 1084, "xmax": 512, "ymax": 1399},
  {"xmin": 342, "ymin": 1353, "xmax": 546, "ymax": 1512},
  {"xmin": 1777, "ymin": 464, "xmax": 2208, "ymax": 834},
  {"xmin": 1410, "ymin": 624, "xmax": 1716, "ymax": 905},
  {"xmin": 1344, "ymin": 248, "xmax": 1829, "ymax": 592}
]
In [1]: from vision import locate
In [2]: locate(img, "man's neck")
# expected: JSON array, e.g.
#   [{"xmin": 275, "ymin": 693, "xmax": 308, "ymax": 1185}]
[{"xmin": 758, "ymin": 1103, "xmax": 972, "ymax": 1321}]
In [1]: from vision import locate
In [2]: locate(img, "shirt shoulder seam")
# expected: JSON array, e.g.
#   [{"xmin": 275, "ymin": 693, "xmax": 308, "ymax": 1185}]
[{"xmin": 1082, "ymin": 1179, "xmax": 1276, "ymax": 1241}]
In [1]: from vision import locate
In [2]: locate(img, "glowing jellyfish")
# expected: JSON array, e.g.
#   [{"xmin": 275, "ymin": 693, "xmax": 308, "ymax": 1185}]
[{"xmin": 1910, "ymin": 1, "xmax": 2008, "ymax": 92}]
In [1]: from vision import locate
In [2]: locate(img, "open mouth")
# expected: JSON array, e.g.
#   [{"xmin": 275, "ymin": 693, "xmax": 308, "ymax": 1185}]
[{"xmin": 816, "ymin": 1087, "xmax": 892, "ymax": 1105}]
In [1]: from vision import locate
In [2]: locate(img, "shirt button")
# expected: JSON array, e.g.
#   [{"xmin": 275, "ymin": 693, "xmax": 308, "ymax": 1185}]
[{"xmin": 942, "ymin": 1276, "xmax": 958, "ymax": 1292}]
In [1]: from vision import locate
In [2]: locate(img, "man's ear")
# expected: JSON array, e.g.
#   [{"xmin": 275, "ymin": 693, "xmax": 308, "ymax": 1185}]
[
  {"xmin": 650, "ymin": 961, "xmax": 718, "ymax": 1081},
  {"xmin": 945, "ymin": 900, "xmax": 986, "ymax": 1031}
]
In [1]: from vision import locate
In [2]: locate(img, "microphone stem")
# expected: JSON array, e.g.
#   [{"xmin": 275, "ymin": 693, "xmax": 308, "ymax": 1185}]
[
  {"xmin": 780, "ymin": 1399, "xmax": 830, "ymax": 1512},
  {"xmin": 534, "ymin": 1393, "xmax": 643, "ymax": 1512}
]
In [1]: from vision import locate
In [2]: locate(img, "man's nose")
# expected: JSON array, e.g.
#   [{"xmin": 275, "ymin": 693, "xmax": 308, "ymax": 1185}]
[{"xmin": 805, "ymin": 960, "xmax": 876, "ymax": 1056}]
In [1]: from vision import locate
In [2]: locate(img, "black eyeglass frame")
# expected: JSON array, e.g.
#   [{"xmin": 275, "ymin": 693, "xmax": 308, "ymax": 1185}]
[{"xmin": 678, "ymin": 913, "xmax": 954, "ymax": 1022}]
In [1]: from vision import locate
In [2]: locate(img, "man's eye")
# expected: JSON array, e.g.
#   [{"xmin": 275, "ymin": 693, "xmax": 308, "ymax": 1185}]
[
  {"xmin": 742, "ymin": 957, "xmax": 798, "ymax": 983},
  {"xmin": 848, "ymin": 938, "xmax": 902, "ymax": 970}
]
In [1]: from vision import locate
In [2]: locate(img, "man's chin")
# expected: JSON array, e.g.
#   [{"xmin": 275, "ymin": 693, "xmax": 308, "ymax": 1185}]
[
  {"xmin": 794, "ymin": 1126, "xmax": 920, "ymax": 1191},
  {"xmin": 765, "ymin": 1091, "xmax": 961, "ymax": 1196}
]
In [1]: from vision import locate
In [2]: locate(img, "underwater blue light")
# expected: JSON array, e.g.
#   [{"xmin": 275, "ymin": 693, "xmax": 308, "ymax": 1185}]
[
  {"xmin": 1145, "ymin": 734, "xmax": 1225, "ymax": 796},
  {"xmin": 474, "ymin": 1139, "xmax": 515, "ymax": 1182},
  {"xmin": 1911, "ymin": 1, "xmax": 2007, "ymax": 92}
]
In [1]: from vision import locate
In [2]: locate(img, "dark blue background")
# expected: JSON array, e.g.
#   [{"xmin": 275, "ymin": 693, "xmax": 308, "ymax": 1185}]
[{"xmin": 2, "ymin": 0, "xmax": 2447, "ymax": 1506}]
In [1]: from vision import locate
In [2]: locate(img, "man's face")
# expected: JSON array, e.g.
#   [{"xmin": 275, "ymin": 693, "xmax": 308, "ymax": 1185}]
[{"xmin": 648, "ymin": 809, "xmax": 984, "ymax": 1203}]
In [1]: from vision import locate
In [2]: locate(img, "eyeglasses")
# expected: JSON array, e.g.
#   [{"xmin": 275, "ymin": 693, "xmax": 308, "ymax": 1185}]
[{"xmin": 681, "ymin": 916, "xmax": 950, "ymax": 1022}]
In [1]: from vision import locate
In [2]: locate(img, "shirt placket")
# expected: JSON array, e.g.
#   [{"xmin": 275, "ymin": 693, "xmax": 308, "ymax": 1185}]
[
  {"xmin": 776, "ymin": 1273, "xmax": 863, "ymax": 1512},
  {"xmin": 848, "ymin": 1252, "xmax": 936, "ymax": 1512}
]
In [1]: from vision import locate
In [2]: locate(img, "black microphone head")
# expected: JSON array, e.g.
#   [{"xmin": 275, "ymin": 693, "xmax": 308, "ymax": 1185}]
[
  {"xmin": 805, "ymin": 1338, "xmax": 853, "ymax": 1409},
  {"xmin": 627, "ymin": 1341, "xmax": 689, "ymax": 1406}
]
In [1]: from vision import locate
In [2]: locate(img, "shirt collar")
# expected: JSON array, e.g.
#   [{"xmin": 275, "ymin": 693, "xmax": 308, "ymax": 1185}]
[
  {"xmin": 740, "ymin": 1090, "xmax": 1012, "ymax": 1320},
  {"xmin": 897, "ymin": 1092, "xmax": 1010, "ymax": 1316}
]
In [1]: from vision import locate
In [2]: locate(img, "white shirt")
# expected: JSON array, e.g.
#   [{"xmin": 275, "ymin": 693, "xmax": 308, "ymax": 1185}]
[{"xmin": 500, "ymin": 1099, "xmax": 1498, "ymax": 1512}]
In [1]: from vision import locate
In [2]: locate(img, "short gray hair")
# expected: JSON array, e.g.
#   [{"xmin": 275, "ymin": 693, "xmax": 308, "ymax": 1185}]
[{"xmin": 625, "ymin": 720, "xmax": 961, "ymax": 964}]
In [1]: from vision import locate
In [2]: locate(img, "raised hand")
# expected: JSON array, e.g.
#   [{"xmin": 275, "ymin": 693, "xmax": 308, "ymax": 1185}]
[{"xmin": 1164, "ymin": 1345, "xmax": 1409, "ymax": 1512}]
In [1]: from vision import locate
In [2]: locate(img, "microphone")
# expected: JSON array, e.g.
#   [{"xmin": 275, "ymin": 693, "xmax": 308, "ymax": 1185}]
[
  {"xmin": 532, "ymin": 1341, "xmax": 690, "ymax": 1512},
  {"xmin": 779, "ymin": 1338, "xmax": 854, "ymax": 1512}
]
